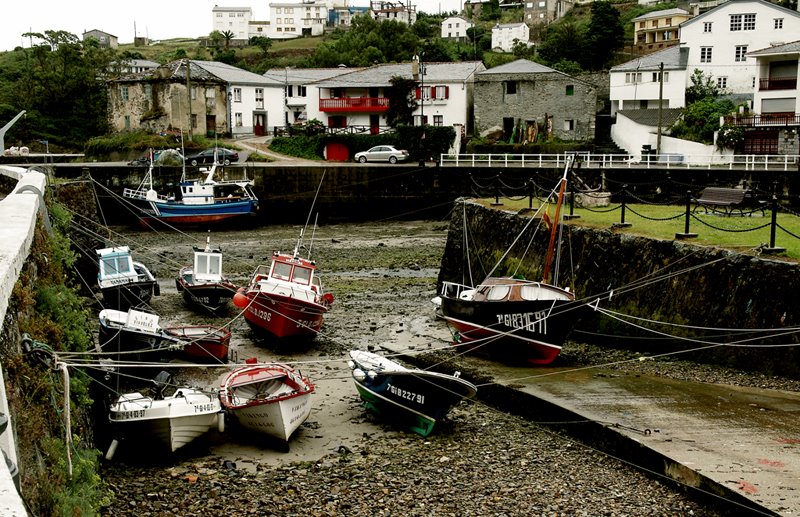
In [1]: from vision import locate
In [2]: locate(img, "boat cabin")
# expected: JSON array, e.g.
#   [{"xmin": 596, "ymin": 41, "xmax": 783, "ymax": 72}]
[
  {"xmin": 265, "ymin": 253, "xmax": 322, "ymax": 292},
  {"xmin": 472, "ymin": 278, "xmax": 573, "ymax": 302},
  {"xmin": 193, "ymin": 246, "xmax": 223, "ymax": 282},
  {"xmin": 97, "ymin": 247, "xmax": 138, "ymax": 288}
]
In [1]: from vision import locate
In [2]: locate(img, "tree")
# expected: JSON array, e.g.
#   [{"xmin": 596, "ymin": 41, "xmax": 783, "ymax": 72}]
[
  {"xmin": 537, "ymin": 20, "xmax": 586, "ymax": 67},
  {"xmin": 249, "ymin": 36, "xmax": 273, "ymax": 57},
  {"xmin": 685, "ymin": 69, "xmax": 720, "ymax": 104},
  {"xmin": 670, "ymin": 97, "xmax": 735, "ymax": 144},
  {"xmin": 480, "ymin": 0, "xmax": 501, "ymax": 21},
  {"xmin": 586, "ymin": 1, "xmax": 624, "ymax": 70},
  {"xmin": 386, "ymin": 76, "xmax": 417, "ymax": 128},
  {"xmin": 221, "ymin": 30, "xmax": 235, "ymax": 50}
]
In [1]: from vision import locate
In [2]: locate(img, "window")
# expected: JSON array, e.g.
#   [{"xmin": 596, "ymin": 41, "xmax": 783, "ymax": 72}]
[
  {"xmin": 735, "ymin": 45, "xmax": 748, "ymax": 62},
  {"xmin": 744, "ymin": 14, "xmax": 755, "ymax": 30},
  {"xmin": 276, "ymin": 8, "xmax": 281, "ymax": 13},
  {"xmin": 564, "ymin": 120, "xmax": 574, "ymax": 131},
  {"xmin": 255, "ymin": 88, "xmax": 264, "ymax": 107},
  {"xmin": 298, "ymin": 85, "xmax": 307, "ymax": 97},
  {"xmin": 625, "ymin": 72, "xmax": 642, "ymax": 84},
  {"xmin": 191, "ymin": 114, "xmax": 197, "ymax": 128},
  {"xmin": 717, "ymin": 77, "xmax": 728, "ymax": 89},
  {"xmin": 703, "ymin": 22, "xmax": 712, "ymax": 33},
  {"xmin": 700, "ymin": 47, "xmax": 712, "ymax": 63},
  {"xmin": 652, "ymin": 71, "xmax": 669, "ymax": 83},
  {"xmin": 121, "ymin": 86, "xmax": 129, "ymax": 101},
  {"xmin": 124, "ymin": 115, "xmax": 130, "ymax": 130},
  {"xmin": 235, "ymin": 113, "xmax": 243, "ymax": 127},
  {"xmin": 639, "ymin": 22, "xmax": 645, "ymax": 29},
  {"xmin": 433, "ymin": 115, "xmax": 443, "ymax": 127},
  {"xmin": 191, "ymin": 86, "xmax": 197, "ymax": 100},
  {"xmin": 144, "ymin": 84, "xmax": 152, "ymax": 97},
  {"xmin": 566, "ymin": 84, "xmax": 574, "ymax": 96},
  {"xmin": 233, "ymin": 88, "xmax": 242, "ymax": 102},
  {"xmin": 665, "ymin": 17, "xmax": 672, "ymax": 26},
  {"xmin": 651, "ymin": 20, "xmax": 658, "ymax": 28},
  {"xmin": 506, "ymin": 81, "xmax": 517, "ymax": 94},
  {"xmin": 775, "ymin": 18, "xmax": 783, "ymax": 29},
  {"xmin": 433, "ymin": 85, "xmax": 448, "ymax": 99},
  {"xmin": 731, "ymin": 13, "xmax": 756, "ymax": 31},
  {"xmin": 730, "ymin": 14, "xmax": 742, "ymax": 31}
]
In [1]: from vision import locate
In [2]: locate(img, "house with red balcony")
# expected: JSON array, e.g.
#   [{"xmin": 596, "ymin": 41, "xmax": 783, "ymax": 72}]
[
  {"xmin": 306, "ymin": 60, "xmax": 486, "ymax": 136},
  {"xmin": 730, "ymin": 40, "xmax": 800, "ymax": 154}
]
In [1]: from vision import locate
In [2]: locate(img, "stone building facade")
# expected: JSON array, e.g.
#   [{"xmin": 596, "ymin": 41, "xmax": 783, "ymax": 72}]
[{"xmin": 473, "ymin": 59, "xmax": 597, "ymax": 142}]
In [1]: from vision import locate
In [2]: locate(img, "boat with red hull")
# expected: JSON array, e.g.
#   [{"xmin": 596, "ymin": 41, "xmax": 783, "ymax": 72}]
[
  {"xmin": 435, "ymin": 155, "xmax": 583, "ymax": 365},
  {"xmin": 233, "ymin": 249, "xmax": 333, "ymax": 339}
]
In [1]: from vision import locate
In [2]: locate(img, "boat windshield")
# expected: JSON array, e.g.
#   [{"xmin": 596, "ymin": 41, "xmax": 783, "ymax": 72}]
[
  {"xmin": 101, "ymin": 255, "xmax": 133, "ymax": 277},
  {"xmin": 486, "ymin": 286, "xmax": 510, "ymax": 301},
  {"xmin": 293, "ymin": 266, "xmax": 312, "ymax": 286},
  {"xmin": 271, "ymin": 261, "xmax": 292, "ymax": 281}
]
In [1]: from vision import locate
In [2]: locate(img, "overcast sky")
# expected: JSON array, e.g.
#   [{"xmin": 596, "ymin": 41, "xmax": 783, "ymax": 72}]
[{"xmin": 0, "ymin": 0, "xmax": 466, "ymax": 52}]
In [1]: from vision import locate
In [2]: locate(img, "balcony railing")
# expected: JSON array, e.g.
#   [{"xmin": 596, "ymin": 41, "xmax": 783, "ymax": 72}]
[
  {"xmin": 319, "ymin": 97, "xmax": 389, "ymax": 113},
  {"xmin": 759, "ymin": 77, "xmax": 798, "ymax": 91},
  {"xmin": 725, "ymin": 114, "xmax": 800, "ymax": 127}
]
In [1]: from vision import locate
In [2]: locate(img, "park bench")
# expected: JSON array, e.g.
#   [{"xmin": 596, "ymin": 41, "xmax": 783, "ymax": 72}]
[{"xmin": 693, "ymin": 187, "xmax": 766, "ymax": 216}]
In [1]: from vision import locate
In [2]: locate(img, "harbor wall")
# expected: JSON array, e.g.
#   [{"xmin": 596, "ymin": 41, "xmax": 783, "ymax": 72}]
[{"xmin": 437, "ymin": 199, "xmax": 800, "ymax": 377}]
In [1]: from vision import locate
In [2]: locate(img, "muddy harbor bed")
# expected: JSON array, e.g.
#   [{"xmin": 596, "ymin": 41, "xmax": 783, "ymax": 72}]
[{"xmin": 95, "ymin": 220, "xmax": 795, "ymax": 516}]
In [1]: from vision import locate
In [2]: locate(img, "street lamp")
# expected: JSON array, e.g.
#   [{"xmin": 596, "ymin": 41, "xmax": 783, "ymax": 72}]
[{"xmin": 284, "ymin": 66, "xmax": 290, "ymax": 128}]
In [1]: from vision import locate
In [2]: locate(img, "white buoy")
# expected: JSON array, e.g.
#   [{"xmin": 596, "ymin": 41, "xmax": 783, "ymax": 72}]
[
  {"xmin": 218, "ymin": 413, "xmax": 225, "ymax": 433},
  {"xmin": 105, "ymin": 439, "xmax": 119, "ymax": 460}
]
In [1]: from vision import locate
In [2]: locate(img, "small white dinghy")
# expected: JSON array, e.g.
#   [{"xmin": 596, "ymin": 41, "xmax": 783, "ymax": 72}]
[
  {"xmin": 106, "ymin": 372, "xmax": 223, "ymax": 459},
  {"xmin": 219, "ymin": 360, "xmax": 314, "ymax": 443}
]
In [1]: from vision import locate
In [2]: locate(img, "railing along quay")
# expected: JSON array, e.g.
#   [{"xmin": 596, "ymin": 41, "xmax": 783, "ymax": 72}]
[{"xmin": 439, "ymin": 153, "xmax": 800, "ymax": 171}]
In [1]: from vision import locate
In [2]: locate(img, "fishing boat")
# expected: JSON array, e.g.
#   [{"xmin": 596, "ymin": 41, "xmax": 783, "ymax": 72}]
[
  {"xmin": 122, "ymin": 151, "xmax": 258, "ymax": 227},
  {"xmin": 232, "ymin": 177, "xmax": 333, "ymax": 340},
  {"xmin": 99, "ymin": 308, "xmax": 231, "ymax": 363},
  {"xmin": 175, "ymin": 235, "xmax": 238, "ymax": 314},
  {"xmin": 435, "ymin": 156, "xmax": 582, "ymax": 365},
  {"xmin": 219, "ymin": 360, "xmax": 315, "ymax": 442},
  {"xmin": 105, "ymin": 371, "xmax": 223, "ymax": 459},
  {"xmin": 347, "ymin": 350, "xmax": 477, "ymax": 437},
  {"xmin": 96, "ymin": 246, "xmax": 159, "ymax": 310}
]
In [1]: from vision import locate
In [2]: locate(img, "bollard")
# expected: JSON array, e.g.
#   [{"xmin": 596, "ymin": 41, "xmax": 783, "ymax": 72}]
[
  {"xmin": 676, "ymin": 189, "xmax": 698, "ymax": 239},
  {"xmin": 613, "ymin": 185, "xmax": 631, "ymax": 228},
  {"xmin": 762, "ymin": 195, "xmax": 785, "ymax": 254}
]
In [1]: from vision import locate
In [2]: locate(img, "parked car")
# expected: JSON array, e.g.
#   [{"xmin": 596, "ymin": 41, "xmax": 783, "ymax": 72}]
[
  {"xmin": 185, "ymin": 148, "xmax": 239, "ymax": 166},
  {"xmin": 354, "ymin": 145, "xmax": 409, "ymax": 164},
  {"xmin": 128, "ymin": 149, "xmax": 184, "ymax": 166}
]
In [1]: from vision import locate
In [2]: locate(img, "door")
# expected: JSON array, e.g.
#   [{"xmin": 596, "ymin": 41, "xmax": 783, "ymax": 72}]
[
  {"xmin": 370, "ymin": 114, "xmax": 380, "ymax": 135},
  {"xmin": 253, "ymin": 113, "xmax": 266, "ymax": 136},
  {"xmin": 206, "ymin": 115, "xmax": 216, "ymax": 137}
]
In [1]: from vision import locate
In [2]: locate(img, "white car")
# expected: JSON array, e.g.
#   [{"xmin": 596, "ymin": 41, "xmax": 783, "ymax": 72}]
[{"xmin": 354, "ymin": 145, "xmax": 409, "ymax": 164}]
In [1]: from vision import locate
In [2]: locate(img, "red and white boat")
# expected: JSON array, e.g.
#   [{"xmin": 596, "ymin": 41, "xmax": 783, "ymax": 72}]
[
  {"xmin": 219, "ymin": 361, "xmax": 315, "ymax": 442},
  {"xmin": 233, "ymin": 246, "xmax": 334, "ymax": 339}
]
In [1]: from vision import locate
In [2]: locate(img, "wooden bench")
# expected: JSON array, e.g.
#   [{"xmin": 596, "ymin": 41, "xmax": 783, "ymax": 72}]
[{"xmin": 693, "ymin": 187, "xmax": 766, "ymax": 216}]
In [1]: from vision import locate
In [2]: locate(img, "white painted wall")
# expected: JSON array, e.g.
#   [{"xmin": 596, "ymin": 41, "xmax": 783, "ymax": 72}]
[
  {"xmin": 681, "ymin": 1, "xmax": 800, "ymax": 94},
  {"xmin": 491, "ymin": 23, "xmax": 529, "ymax": 52},
  {"xmin": 609, "ymin": 68, "xmax": 687, "ymax": 116},
  {"xmin": 212, "ymin": 7, "xmax": 253, "ymax": 40},
  {"xmin": 441, "ymin": 17, "xmax": 474, "ymax": 39}
]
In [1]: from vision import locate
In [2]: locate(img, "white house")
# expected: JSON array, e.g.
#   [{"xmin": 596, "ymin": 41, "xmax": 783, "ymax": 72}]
[
  {"xmin": 194, "ymin": 61, "xmax": 284, "ymax": 137},
  {"xmin": 371, "ymin": 0, "xmax": 417, "ymax": 25},
  {"xmin": 307, "ymin": 61, "xmax": 486, "ymax": 135},
  {"xmin": 748, "ymin": 40, "xmax": 800, "ymax": 119},
  {"xmin": 212, "ymin": 6, "xmax": 253, "ymax": 40},
  {"xmin": 441, "ymin": 16, "xmax": 474, "ymax": 42},
  {"xmin": 680, "ymin": 0, "xmax": 800, "ymax": 96},
  {"xmin": 609, "ymin": 45, "xmax": 689, "ymax": 116},
  {"xmin": 491, "ymin": 22, "xmax": 530, "ymax": 53},
  {"xmin": 263, "ymin": 66, "xmax": 360, "ymax": 127},
  {"xmin": 268, "ymin": 0, "xmax": 329, "ymax": 39}
]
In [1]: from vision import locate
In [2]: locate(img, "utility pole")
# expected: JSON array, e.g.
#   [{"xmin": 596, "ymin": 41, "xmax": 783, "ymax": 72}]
[
  {"xmin": 656, "ymin": 62, "xmax": 664, "ymax": 156},
  {"xmin": 186, "ymin": 59, "xmax": 193, "ymax": 140}
]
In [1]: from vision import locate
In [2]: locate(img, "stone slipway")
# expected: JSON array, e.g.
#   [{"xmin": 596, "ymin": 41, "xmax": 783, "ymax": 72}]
[{"xmin": 469, "ymin": 360, "xmax": 800, "ymax": 516}]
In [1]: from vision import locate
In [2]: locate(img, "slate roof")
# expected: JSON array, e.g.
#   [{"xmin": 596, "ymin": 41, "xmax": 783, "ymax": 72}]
[
  {"xmin": 312, "ymin": 61, "xmax": 485, "ymax": 88},
  {"xmin": 632, "ymin": 8, "xmax": 689, "ymax": 22},
  {"xmin": 477, "ymin": 58, "xmax": 558, "ymax": 75},
  {"xmin": 748, "ymin": 39, "xmax": 800, "ymax": 56},
  {"xmin": 192, "ymin": 60, "xmax": 271, "ymax": 86},
  {"xmin": 618, "ymin": 108, "xmax": 684, "ymax": 128},
  {"xmin": 264, "ymin": 67, "xmax": 359, "ymax": 84},
  {"xmin": 611, "ymin": 46, "xmax": 689, "ymax": 72},
  {"xmin": 682, "ymin": 0, "xmax": 800, "ymax": 27}
]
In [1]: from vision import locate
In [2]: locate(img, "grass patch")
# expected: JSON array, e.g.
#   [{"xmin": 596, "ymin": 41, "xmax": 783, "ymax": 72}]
[{"xmin": 474, "ymin": 198, "xmax": 800, "ymax": 261}]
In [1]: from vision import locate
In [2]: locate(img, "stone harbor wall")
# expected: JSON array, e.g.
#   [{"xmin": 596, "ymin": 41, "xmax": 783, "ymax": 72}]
[{"xmin": 437, "ymin": 199, "xmax": 800, "ymax": 376}]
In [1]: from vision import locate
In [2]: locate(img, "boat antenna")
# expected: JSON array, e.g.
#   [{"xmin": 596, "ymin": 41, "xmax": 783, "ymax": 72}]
[
  {"xmin": 205, "ymin": 230, "xmax": 211, "ymax": 252},
  {"xmin": 542, "ymin": 155, "xmax": 574, "ymax": 284},
  {"xmin": 307, "ymin": 213, "xmax": 319, "ymax": 260},
  {"xmin": 298, "ymin": 170, "xmax": 325, "ymax": 255},
  {"xmin": 179, "ymin": 128, "xmax": 186, "ymax": 182}
]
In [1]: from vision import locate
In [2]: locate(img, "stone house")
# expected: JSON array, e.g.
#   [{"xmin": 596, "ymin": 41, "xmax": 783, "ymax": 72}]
[
  {"xmin": 107, "ymin": 60, "xmax": 282, "ymax": 137},
  {"xmin": 82, "ymin": 30, "xmax": 118, "ymax": 49},
  {"xmin": 474, "ymin": 59, "xmax": 596, "ymax": 142}
]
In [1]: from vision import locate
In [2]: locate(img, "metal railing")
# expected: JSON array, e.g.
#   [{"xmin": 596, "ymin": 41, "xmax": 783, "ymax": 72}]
[{"xmin": 438, "ymin": 153, "xmax": 800, "ymax": 171}]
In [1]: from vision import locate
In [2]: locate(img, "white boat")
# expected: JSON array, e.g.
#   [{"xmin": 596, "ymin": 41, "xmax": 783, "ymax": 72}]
[
  {"xmin": 106, "ymin": 373, "xmax": 223, "ymax": 458},
  {"xmin": 97, "ymin": 246, "xmax": 159, "ymax": 310},
  {"xmin": 219, "ymin": 362, "xmax": 315, "ymax": 442}
]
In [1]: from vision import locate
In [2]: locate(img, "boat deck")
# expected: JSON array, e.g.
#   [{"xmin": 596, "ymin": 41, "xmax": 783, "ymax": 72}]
[{"xmin": 468, "ymin": 359, "xmax": 800, "ymax": 516}]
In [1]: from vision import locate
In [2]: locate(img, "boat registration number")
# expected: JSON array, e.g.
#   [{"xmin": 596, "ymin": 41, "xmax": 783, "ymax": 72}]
[
  {"xmin": 194, "ymin": 403, "xmax": 216, "ymax": 413},
  {"xmin": 496, "ymin": 310, "xmax": 548, "ymax": 334},
  {"xmin": 387, "ymin": 383, "xmax": 425, "ymax": 405},
  {"xmin": 114, "ymin": 410, "xmax": 146, "ymax": 420}
]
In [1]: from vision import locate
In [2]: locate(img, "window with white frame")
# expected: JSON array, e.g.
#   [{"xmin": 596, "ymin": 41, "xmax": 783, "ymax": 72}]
[
  {"xmin": 743, "ymin": 13, "xmax": 755, "ymax": 30},
  {"xmin": 735, "ymin": 45, "xmax": 748, "ymax": 62},
  {"xmin": 730, "ymin": 14, "xmax": 742, "ymax": 31},
  {"xmin": 233, "ymin": 88, "xmax": 242, "ymax": 102},
  {"xmin": 298, "ymin": 85, "xmax": 307, "ymax": 97},
  {"xmin": 625, "ymin": 72, "xmax": 642, "ymax": 84},
  {"xmin": 774, "ymin": 18, "xmax": 783, "ymax": 29},
  {"xmin": 717, "ymin": 77, "xmax": 728, "ymax": 89},
  {"xmin": 255, "ymin": 88, "xmax": 264, "ymax": 108},
  {"xmin": 564, "ymin": 120, "xmax": 574, "ymax": 131},
  {"xmin": 433, "ymin": 85, "xmax": 448, "ymax": 99},
  {"xmin": 433, "ymin": 115, "xmax": 443, "ymax": 127},
  {"xmin": 703, "ymin": 22, "xmax": 712, "ymax": 32},
  {"xmin": 700, "ymin": 47, "xmax": 712, "ymax": 63},
  {"xmin": 651, "ymin": 71, "xmax": 669, "ymax": 83},
  {"xmin": 235, "ymin": 113, "xmax": 243, "ymax": 127}
]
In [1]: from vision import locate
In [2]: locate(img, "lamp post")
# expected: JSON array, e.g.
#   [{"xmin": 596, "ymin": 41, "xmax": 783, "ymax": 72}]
[{"xmin": 284, "ymin": 66, "xmax": 290, "ymax": 128}]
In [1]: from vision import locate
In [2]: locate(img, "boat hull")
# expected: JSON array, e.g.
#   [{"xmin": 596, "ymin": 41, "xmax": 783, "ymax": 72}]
[
  {"xmin": 241, "ymin": 292, "xmax": 327, "ymax": 339},
  {"xmin": 98, "ymin": 310, "xmax": 182, "ymax": 362},
  {"xmin": 219, "ymin": 364, "xmax": 315, "ymax": 442},
  {"xmin": 165, "ymin": 326, "xmax": 231, "ymax": 363},
  {"xmin": 439, "ymin": 296, "xmax": 578, "ymax": 365},
  {"xmin": 100, "ymin": 278, "xmax": 158, "ymax": 311},
  {"xmin": 349, "ymin": 351, "xmax": 477, "ymax": 437},
  {"xmin": 175, "ymin": 268, "xmax": 237, "ymax": 313},
  {"xmin": 140, "ymin": 199, "xmax": 257, "ymax": 227},
  {"xmin": 108, "ymin": 389, "xmax": 222, "ymax": 453}
]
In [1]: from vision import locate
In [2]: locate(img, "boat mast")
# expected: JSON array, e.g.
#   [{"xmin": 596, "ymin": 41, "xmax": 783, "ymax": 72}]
[
  {"xmin": 298, "ymin": 171, "xmax": 325, "ymax": 259},
  {"xmin": 542, "ymin": 155, "xmax": 574, "ymax": 284}
]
